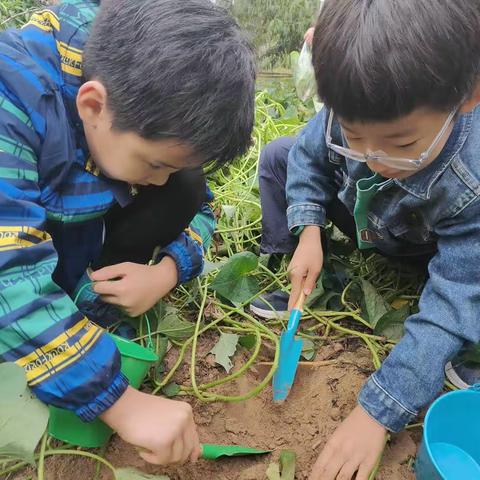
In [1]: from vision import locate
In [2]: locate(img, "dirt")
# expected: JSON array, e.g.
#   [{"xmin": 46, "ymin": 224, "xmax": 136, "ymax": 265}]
[{"xmin": 15, "ymin": 341, "xmax": 418, "ymax": 480}]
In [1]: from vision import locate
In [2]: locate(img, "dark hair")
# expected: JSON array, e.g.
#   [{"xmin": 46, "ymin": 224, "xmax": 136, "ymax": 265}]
[
  {"xmin": 312, "ymin": 0, "xmax": 480, "ymax": 122},
  {"xmin": 84, "ymin": 0, "xmax": 256, "ymax": 170}
]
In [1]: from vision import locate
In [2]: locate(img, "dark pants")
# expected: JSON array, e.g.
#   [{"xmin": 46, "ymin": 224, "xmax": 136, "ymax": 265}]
[
  {"xmin": 259, "ymin": 137, "xmax": 356, "ymax": 254},
  {"xmin": 259, "ymin": 137, "xmax": 434, "ymax": 269},
  {"xmin": 97, "ymin": 169, "xmax": 206, "ymax": 267},
  {"xmin": 50, "ymin": 170, "xmax": 206, "ymax": 294}
]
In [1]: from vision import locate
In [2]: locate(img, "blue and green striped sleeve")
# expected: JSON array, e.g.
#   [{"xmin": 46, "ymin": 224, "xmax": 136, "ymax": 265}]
[
  {"xmin": 0, "ymin": 93, "xmax": 128, "ymax": 421},
  {"xmin": 159, "ymin": 186, "xmax": 216, "ymax": 283}
]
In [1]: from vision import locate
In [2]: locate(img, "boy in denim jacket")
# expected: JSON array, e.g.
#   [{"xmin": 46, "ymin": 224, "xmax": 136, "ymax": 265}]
[{"xmin": 250, "ymin": 0, "xmax": 480, "ymax": 478}]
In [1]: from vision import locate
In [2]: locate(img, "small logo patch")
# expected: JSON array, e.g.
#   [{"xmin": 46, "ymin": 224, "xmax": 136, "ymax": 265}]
[{"xmin": 359, "ymin": 229, "xmax": 382, "ymax": 243}]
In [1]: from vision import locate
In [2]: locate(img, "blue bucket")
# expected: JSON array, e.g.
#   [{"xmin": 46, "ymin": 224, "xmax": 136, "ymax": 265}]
[{"xmin": 415, "ymin": 389, "xmax": 480, "ymax": 479}]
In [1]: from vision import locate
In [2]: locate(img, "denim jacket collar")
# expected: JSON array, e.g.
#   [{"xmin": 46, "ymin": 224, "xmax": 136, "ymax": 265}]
[{"xmin": 393, "ymin": 112, "xmax": 473, "ymax": 200}]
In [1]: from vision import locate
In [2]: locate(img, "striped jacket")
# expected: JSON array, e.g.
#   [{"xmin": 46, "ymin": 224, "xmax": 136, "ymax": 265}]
[{"xmin": 0, "ymin": 0, "xmax": 215, "ymax": 420}]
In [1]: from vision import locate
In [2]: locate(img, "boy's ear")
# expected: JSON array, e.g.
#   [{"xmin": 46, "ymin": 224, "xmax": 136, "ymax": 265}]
[
  {"xmin": 460, "ymin": 82, "xmax": 480, "ymax": 113},
  {"xmin": 76, "ymin": 80, "xmax": 108, "ymax": 126}
]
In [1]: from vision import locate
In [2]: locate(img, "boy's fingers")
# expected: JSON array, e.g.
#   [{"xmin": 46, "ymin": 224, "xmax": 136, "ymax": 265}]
[
  {"xmin": 336, "ymin": 460, "xmax": 359, "ymax": 480},
  {"xmin": 187, "ymin": 426, "xmax": 201, "ymax": 463},
  {"xmin": 190, "ymin": 440, "xmax": 202, "ymax": 463},
  {"xmin": 138, "ymin": 448, "xmax": 168, "ymax": 466},
  {"xmin": 171, "ymin": 437, "xmax": 185, "ymax": 464},
  {"xmin": 180, "ymin": 429, "xmax": 196, "ymax": 464},
  {"xmin": 288, "ymin": 267, "xmax": 306, "ymax": 309},
  {"xmin": 191, "ymin": 446, "xmax": 202, "ymax": 463},
  {"xmin": 97, "ymin": 291, "xmax": 118, "ymax": 300},
  {"xmin": 99, "ymin": 294, "xmax": 119, "ymax": 305},
  {"xmin": 315, "ymin": 456, "xmax": 345, "ymax": 480},
  {"xmin": 303, "ymin": 268, "xmax": 320, "ymax": 296},
  {"xmin": 356, "ymin": 457, "xmax": 378, "ymax": 480},
  {"xmin": 309, "ymin": 448, "xmax": 328, "ymax": 479},
  {"xmin": 288, "ymin": 281, "xmax": 302, "ymax": 310},
  {"xmin": 92, "ymin": 280, "xmax": 122, "ymax": 296},
  {"xmin": 90, "ymin": 264, "xmax": 127, "ymax": 281},
  {"xmin": 309, "ymin": 444, "xmax": 342, "ymax": 480}
]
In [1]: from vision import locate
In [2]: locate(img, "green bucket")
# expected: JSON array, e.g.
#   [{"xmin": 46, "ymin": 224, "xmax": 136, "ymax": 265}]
[{"xmin": 48, "ymin": 333, "xmax": 158, "ymax": 448}]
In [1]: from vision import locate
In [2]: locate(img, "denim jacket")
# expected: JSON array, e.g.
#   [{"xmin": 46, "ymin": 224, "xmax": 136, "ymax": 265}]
[{"xmin": 286, "ymin": 106, "xmax": 480, "ymax": 432}]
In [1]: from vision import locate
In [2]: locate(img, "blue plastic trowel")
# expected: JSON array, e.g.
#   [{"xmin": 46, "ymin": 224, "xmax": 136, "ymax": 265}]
[{"xmin": 272, "ymin": 292, "xmax": 306, "ymax": 401}]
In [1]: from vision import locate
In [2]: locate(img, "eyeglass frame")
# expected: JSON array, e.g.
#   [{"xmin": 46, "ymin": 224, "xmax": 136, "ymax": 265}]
[{"xmin": 325, "ymin": 108, "xmax": 458, "ymax": 171}]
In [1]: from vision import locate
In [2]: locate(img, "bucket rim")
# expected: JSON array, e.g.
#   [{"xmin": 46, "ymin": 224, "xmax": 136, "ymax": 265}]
[
  {"xmin": 422, "ymin": 389, "xmax": 480, "ymax": 479},
  {"xmin": 109, "ymin": 333, "xmax": 158, "ymax": 363}
]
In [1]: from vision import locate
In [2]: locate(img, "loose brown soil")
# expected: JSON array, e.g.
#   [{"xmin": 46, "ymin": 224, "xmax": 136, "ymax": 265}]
[{"xmin": 13, "ymin": 339, "xmax": 419, "ymax": 480}]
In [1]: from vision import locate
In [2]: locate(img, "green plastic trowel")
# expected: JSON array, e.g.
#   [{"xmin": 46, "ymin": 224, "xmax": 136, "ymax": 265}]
[{"xmin": 201, "ymin": 444, "xmax": 271, "ymax": 460}]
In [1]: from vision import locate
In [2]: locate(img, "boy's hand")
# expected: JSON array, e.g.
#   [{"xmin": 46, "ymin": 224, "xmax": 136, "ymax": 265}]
[
  {"xmin": 309, "ymin": 405, "xmax": 387, "ymax": 480},
  {"xmin": 91, "ymin": 257, "xmax": 178, "ymax": 317},
  {"xmin": 101, "ymin": 386, "xmax": 201, "ymax": 465},
  {"xmin": 288, "ymin": 225, "xmax": 323, "ymax": 309}
]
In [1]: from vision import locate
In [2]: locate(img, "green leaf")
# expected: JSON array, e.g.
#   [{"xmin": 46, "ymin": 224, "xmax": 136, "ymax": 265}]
[
  {"xmin": 0, "ymin": 362, "xmax": 25, "ymax": 399},
  {"xmin": 155, "ymin": 336, "xmax": 169, "ymax": 364},
  {"xmin": 161, "ymin": 382, "xmax": 181, "ymax": 398},
  {"xmin": 374, "ymin": 305, "xmax": 410, "ymax": 341},
  {"xmin": 0, "ymin": 363, "xmax": 49, "ymax": 464},
  {"xmin": 323, "ymin": 266, "xmax": 352, "ymax": 293},
  {"xmin": 300, "ymin": 338, "xmax": 315, "ymax": 360},
  {"xmin": 209, "ymin": 333, "xmax": 239, "ymax": 373},
  {"xmin": 221, "ymin": 204, "xmax": 237, "ymax": 220},
  {"xmin": 266, "ymin": 450, "xmax": 296, "ymax": 480},
  {"xmin": 157, "ymin": 313, "xmax": 195, "ymax": 341},
  {"xmin": 152, "ymin": 336, "xmax": 169, "ymax": 382},
  {"xmin": 279, "ymin": 450, "xmax": 296, "ymax": 480},
  {"xmin": 115, "ymin": 468, "xmax": 170, "ymax": 479},
  {"xmin": 360, "ymin": 279, "xmax": 389, "ymax": 328},
  {"xmin": 239, "ymin": 334, "xmax": 256, "ymax": 350},
  {"xmin": 158, "ymin": 302, "xmax": 179, "ymax": 318},
  {"xmin": 305, "ymin": 280, "xmax": 325, "ymax": 308},
  {"xmin": 312, "ymin": 291, "xmax": 340, "ymax": 310},
  {"xmin": 266, "ymin": 462, "xmax": 281, "ymax": 480},
  {"xmin": 210, "ymin": 252, "xmax": 260, "ymax": 305},
  {"xmin": 202, "ymin": 259, "xmax": 227, "ymax": 276},
  {"xmin": 283, "ymin": 105, "xmax": 298, "ymax": 120}
]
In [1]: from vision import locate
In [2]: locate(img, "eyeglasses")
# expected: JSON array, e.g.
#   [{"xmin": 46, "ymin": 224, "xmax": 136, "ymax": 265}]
[{"xmin": 325, "ymin": 108, "xmax": 457, "ymax": 171}]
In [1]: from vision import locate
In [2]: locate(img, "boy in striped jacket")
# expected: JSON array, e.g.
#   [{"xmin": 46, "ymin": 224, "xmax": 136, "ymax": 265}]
[{"xmin": 0, "ymin": 0, "xmax": 255, "ymax": 465}]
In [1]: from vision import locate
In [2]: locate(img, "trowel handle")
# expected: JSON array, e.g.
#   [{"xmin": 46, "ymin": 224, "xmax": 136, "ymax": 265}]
[
  {"xmin": 294, "ymin": 291, "xmax": 306, "ymax": 311},
  {"xmin": 285, "ymin": 291, "xmax": 306, "ymax": 335},
  {"xmin": 200, "ymin": 444, "xmax": 216, "ymax": 460}
]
